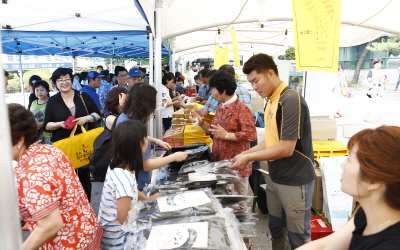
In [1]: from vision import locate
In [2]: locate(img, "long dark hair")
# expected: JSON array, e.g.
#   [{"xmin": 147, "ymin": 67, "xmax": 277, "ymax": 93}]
[
  {"xmin": 109, "ymin": 120, "xmax": 146, "ymax": 172},
  {"xmin": 122, "ymin": 82, "xmax": 157, "ymax": 123}
]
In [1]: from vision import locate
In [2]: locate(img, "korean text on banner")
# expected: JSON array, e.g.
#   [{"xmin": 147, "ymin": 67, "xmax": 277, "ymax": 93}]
[
  {"xmin": 292, "ymin": 0, "xmax": 342, "ymax": 73},
  {"xmin": 213, "ymin": 45, "xmax": 229, "ymax": 69},
  {"xmin": 230, "ymin": 26, "xmax": 240, "ymax": 68}
]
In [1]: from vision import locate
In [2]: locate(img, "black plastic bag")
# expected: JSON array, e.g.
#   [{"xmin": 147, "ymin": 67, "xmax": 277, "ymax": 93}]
[{"xmin": 163, "ymin": 143, "xmax": 212, "ymax": 172}]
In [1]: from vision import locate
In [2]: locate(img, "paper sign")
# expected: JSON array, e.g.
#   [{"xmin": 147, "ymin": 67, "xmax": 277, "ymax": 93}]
[
  {"xmin": 188, "ymin": 172, "xmax": 217, "ymax": 182},
  {"xmin": 292, "ymin": 0, "xmax": 342, "ymax": 72},
  {"xmin": 157, "ymin": 190, "xmax": 212, "ymax": 212},
  {"xmin": 146, "ymin": 222, "xmax": 208, "ymax": 249}
]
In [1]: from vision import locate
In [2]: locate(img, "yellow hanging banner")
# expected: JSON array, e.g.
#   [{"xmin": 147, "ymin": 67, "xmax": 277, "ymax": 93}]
[
  {"xmin": 292, "ymin": 0, "xmax": 342, "ymax": 73},
  {"xmin": 230, "ymin": 26, "xmax": 240, "ymax": 68},
  {"xmin": 214, "ymin": 45, "xmax": 229, "ymax": 69}
]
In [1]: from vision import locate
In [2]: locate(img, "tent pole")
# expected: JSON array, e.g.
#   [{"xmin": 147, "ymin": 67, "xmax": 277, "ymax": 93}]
[
  {"xmin": 149, "ymin": 33, "xmax": 154, "ymax": 86},
  {"xmin": 154, "ymin": 0, "xmax": 163, "ymax": 140},
  {"xmin": 148, "ymin": 33, "xmax": 154, "ymax": 138},
  {"xmin": 72, "ymin": 56, "xmax": 76, "ymax": 74},
  {"xmin": 18, "ymin": 53, "xmax": 25, "ymax": 107},
  {"xmin": 171, "ymin": 47, "xmax": 175, "ymax": 74},
  {"xmin": 110, "ymin": 58, "xmax": 113, "ymax": 73},
  {"xmin": 0, "ymin": 35, "xmax": 23, "ymax": 250}
]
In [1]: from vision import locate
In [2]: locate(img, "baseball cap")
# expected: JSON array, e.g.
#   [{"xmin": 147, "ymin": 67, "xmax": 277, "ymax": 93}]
[
  {"xmin": 100, "ymin": 70, "xmax": 110, "ymax": 76},
  {"xmin": 87, "ymin": 71, "xmax": 105, "ymax": 80},
  {"xmin": 128, "ymin": 68, "xmax": 142, "ymax": 78}
]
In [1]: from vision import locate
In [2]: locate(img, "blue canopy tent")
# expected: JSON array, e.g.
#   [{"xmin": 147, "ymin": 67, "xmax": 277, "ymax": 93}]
[{"xmin": 1, "ymin": 30, "xmax": 170, "ymax": 57}]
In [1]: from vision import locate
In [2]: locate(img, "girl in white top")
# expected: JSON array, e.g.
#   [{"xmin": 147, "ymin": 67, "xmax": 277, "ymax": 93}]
[
  {"xmin": 161, "ymin": 73, "xmax": 181, "ymax": 131},
  {"xmin": 98, "ymin": 120, "xmax": 160, "ymax": 250}
]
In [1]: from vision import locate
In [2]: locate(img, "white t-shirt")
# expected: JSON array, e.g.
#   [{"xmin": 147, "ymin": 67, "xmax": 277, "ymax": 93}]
[
  {"xmin": 98, "ymin": 167, "xmax": 138, "ymax": 250},
  {"xmin": 162, "ymin": 85, "xmax": 174, "ymax": 118}
]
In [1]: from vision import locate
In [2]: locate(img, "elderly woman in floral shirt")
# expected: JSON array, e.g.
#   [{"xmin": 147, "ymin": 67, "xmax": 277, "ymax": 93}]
[
  {"xmin": 9, "ymin": 103, "xmax": 102, "ymax": 250},
  {"xmin": 192, "ymin": 70, "xmax": 256, "ymax": 196}
]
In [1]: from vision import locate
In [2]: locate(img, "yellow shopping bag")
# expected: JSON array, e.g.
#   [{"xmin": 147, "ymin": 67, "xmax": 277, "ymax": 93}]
[{"xmin": 53, "ymin": 123, "xmax": 104, "ymax": 169}]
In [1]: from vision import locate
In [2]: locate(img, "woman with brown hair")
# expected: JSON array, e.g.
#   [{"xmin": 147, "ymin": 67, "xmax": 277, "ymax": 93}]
[
  {"xmin": 9, "ymin": 103, "xmax": 102, "ymax": 250},
  {"xmin": 103, "ymin": 86, "xmax": 128, "ymax": 129},
  {"xmin": 297, "ymin": 126, "xmax": 400, "ymax": 250}
]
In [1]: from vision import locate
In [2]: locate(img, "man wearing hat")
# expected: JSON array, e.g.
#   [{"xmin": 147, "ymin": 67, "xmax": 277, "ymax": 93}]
[
  {"xmin": 126, "ymin": 68, "xmax": 143, "ymax": 91},
  {"xmin": 80, "ymin": 71, "xmax": 104, "ymax": 114}
]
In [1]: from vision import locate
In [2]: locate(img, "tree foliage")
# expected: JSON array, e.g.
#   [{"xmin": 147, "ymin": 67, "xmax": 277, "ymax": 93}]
[
  {"xmin": 367, "ymin": 36, "xmax": 400, "ymax": 54},
  {"xmin": 278, "ymin": 48, "xmax": 295, "ymax": 60}
]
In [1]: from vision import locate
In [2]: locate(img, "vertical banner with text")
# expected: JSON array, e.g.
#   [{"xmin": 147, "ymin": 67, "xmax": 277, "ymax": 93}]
[
  {"xmin": 292, "ymin": 0, "xmax": 342, "ymax": 72},
  {"xmin": 214, "ymin": 45, "xmax": 229, "ymax": 69},
  {"xmin": 230, "ymin": 26, "xmax": 241, "ymax": 68}
]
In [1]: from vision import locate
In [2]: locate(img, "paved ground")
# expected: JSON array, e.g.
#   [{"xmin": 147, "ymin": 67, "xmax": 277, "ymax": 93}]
[{"xmin": 22, "ymin": 84, "xmax": 400, "ymax": 249}]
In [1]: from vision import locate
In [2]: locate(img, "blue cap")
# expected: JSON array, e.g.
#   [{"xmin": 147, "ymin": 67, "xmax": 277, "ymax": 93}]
[
  {"xmin": 87, "ymin": 71, "xmax": 105, "ymax": 80},
  {"xmin": 128, "ymin": 68, "xmax": 142, "ymax": 78}
]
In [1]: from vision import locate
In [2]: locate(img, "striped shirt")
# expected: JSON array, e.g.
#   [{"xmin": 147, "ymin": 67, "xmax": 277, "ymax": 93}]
[
  {"xmin": 98, "ymin": 167, "xmax": 138, "ymax": 250},
  {"xmin": 204, "ymin": 85, "xmax": 252, "ymax": 112}
]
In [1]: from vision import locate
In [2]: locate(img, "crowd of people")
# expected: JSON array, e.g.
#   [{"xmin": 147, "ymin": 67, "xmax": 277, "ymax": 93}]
[{"xmin": 4, "ymin": 54, "xmax": 400, "ymax": 250}]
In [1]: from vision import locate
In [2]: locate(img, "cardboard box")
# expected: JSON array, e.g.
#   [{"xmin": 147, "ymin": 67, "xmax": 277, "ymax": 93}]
[
  {"xmin": 172, "ymin": 109, "xmax": 185, "ymax": 118},
  {"xmin": 171, "ymin": 124, "xmax": 185, "ymax": 129},
  {"xmin": 311, "ymin": 216, "xmax": 333, "ymax": 240},
  {"xmin": 251, "ymin": 97, "xmax": 265, "ymax": 112},
  {"xmin": 162, "ymin": 127, "xmax": 184, "ymax": 143},
  {"xmin": 311, "ymin": 116, "xmax": 337, "ymax": 141},
  {"xmin": 172, "ymin": 118, "xmax": 185, "ymax": 125},
  {"xmin": 168, "ymin": 142, "xmax": 184, "ymax": 148},
  {"xmin": 312, "ymin": 168, "xmax": 323, "ymax": 211}
]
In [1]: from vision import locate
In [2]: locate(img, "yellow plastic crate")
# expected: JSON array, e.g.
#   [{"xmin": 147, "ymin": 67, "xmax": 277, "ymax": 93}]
[{"xmin": 313, "ymin": 141, "xmax": 348, "ymax": 161}]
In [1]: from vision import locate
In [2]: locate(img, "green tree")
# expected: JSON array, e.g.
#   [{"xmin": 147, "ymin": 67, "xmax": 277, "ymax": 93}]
[
  {"xmin": 367, "ymin": 36, "xmax": 400, "ymax": 54},
  {"xmin": 278, "ymin": 48, "xmax": 295, "ymax": 60}
]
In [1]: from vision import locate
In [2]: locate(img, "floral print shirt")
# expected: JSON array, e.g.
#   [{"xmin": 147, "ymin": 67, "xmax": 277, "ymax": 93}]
[
  {"xmin": 211, "ymin": 96, "xmax": 256, "ymax": 177},
  {"xmin": 15, "ymin": 143, "xmax": 103, "ymax": 249}
]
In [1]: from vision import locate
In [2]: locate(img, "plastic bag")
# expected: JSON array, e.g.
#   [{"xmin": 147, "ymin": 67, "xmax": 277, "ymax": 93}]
[
  {"xmin": 178, "ymin": 160, "xmax": 211, "ymax": 174},
  {"xmin": 157, "ymin": 167, "xmax": 241, "ymax": 187},
  {"xmin": 137, "ymin": 189, "xmax": 221, "ymax": 222},
  {"xmin": 133, "ymin": 208, "xmax": 244, "ymax": 250},
  {"xmin": 163, "ymin": 143, "xmax": 212, "ymax": 172}
]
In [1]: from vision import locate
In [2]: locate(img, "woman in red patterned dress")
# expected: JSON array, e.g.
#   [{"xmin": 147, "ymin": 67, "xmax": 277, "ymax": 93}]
[
  {"xmin": 8, "ymin": 103, "xmax": 102, "ymax": 250},
  {"xmin": 191, "ymin": 70, "xmax": 256, "ymax": 196}
]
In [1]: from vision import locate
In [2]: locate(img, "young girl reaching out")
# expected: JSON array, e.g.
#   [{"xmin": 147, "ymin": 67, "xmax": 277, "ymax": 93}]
[{"xmin": 98, "ymin": 120, "xmax": 161, "ymax": 249}]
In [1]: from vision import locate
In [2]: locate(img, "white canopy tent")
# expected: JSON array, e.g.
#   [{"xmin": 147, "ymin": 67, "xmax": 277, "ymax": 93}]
[{"xmin": 138, "ymin": 0, "xmax": 399, "ymax": 60}]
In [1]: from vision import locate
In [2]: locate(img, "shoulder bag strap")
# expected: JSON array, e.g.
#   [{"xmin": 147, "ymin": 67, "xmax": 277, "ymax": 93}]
[
  {"xmin": 79, "ymin": 91, "xmax": 90, "ymax": 115},
  {"xmin": 110, "ymin": 114, "xmax": 120, "ymax": 132}
]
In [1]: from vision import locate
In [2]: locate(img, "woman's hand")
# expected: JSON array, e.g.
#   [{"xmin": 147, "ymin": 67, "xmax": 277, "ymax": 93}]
[
  {"xmin": 209, "ymin": 124, "xmax": 228, "ymax": 140},
  {"xmin": 190, "ymin": 111, "xmax": 204, "ymax": 126},
  {"xmin": 58, "ymin": 121, "xmax": 65, "ymax": 129},
  {"xmin": 173, "ymin": 100, "xmax": 181, "ymax": 106},
  {"xmin": 73, "ymin": 116, "xmax": 91, "ymax": 126},
  {"xmin": 172, "ymin": 151, "xmax": 190, "ymax": 162},
  {"xmin": 156, "ymin": 139, "xmax": 172, "ymax": 150}
]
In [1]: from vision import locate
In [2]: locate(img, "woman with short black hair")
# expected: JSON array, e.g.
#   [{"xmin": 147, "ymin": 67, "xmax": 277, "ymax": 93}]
[{"xmin": 191, "ymin": 70, "xmax": 256, "ymax": 196}]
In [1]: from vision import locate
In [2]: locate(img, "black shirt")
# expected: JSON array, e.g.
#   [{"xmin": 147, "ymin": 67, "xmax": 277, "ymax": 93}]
[
  {"xmin": 268, "ymin": 87, "xmax": 315, "ymax": 186},
  {"xmin": 43, "ymin": 90, "xmax": 101, "ymax": 143},
  {"xmin": 28, "ymin": 93, "xmax": 38, "ymax": 110},
  {"xmin": 349, "ymin": 207, "xmax": 400, "ymax": 250}
]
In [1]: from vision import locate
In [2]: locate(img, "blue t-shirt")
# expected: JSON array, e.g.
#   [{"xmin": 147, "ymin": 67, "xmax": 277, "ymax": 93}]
[
  {"xmin": 116, "ymin": 113, "xmax": 151, "ymax": 191},
  {"xmin": 80, "ymin": 86, "xmax": 102, "ymax": 111},
  {"xmin": 175, "ymin": 84, "xmax": 185, "ymax": 94}
]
